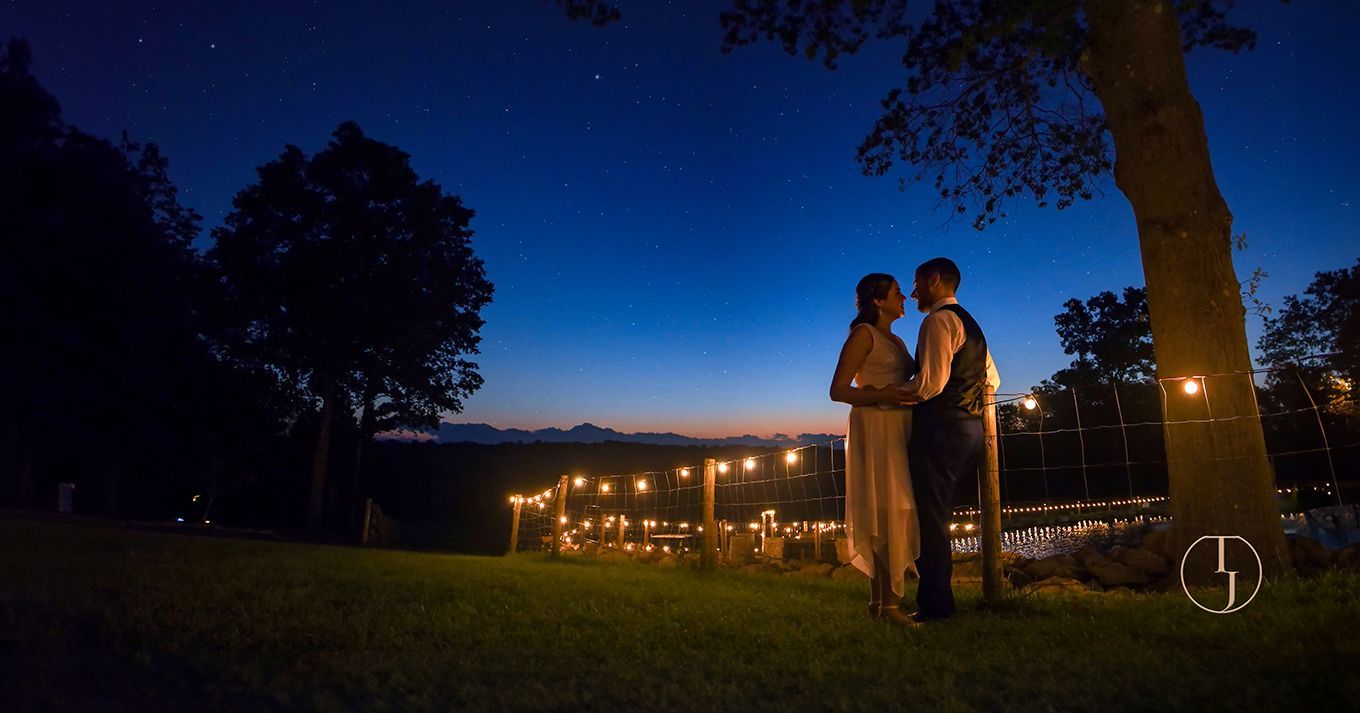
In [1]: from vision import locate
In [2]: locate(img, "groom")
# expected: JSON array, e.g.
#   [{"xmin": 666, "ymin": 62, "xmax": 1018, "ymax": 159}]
[{"xmin": 897, "ymin": 257, "xmax": 999, "ymax": 623}]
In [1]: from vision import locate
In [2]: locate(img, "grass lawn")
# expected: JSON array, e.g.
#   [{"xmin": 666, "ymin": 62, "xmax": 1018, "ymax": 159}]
[{"xmin": 2, "ymin": 517, "xmax": 1358, "ymax": 712}]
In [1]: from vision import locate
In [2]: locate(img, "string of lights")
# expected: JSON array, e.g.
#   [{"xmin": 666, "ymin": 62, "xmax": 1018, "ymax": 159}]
[{"xmin": 509, "ymin": 361, "xmax": 1354, "ymax": 554}]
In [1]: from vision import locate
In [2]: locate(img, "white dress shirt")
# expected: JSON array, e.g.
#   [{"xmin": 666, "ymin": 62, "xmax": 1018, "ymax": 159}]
[{"xmin": 905, "ymin": 296, "xmax": 1000, "ymax": 401}]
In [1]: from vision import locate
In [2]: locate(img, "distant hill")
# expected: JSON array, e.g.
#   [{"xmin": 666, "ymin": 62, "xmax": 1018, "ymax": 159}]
[{"xmin": 415, "ymin": 422, "xmax": 842, "ymax": 448}]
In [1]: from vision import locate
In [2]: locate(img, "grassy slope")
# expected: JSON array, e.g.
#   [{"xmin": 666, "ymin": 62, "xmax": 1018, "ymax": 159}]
[{"xmin": 2, "ymin": 518, "xmax": 1358, "ymax": 712}]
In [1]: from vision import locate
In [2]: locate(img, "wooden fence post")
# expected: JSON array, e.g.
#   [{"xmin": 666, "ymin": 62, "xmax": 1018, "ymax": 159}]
[
  {"xmin": 551, "ymin": 475, "xmax": 569, "ymax": 559},
  {"xmin": 702, "ymin": 457, "xmax": 717, "ymax": 571},
  {"xmin": 814, "ymin": 520, "xmax": 822, "ymax": 561},
  {"xmin": 617, "ymin": 515, "xmax": 626, "ymax": 550},
  {"xmin": 508, "ymin": 496, "xmax": 522, "ymax": 554},
  {"xmin": 361, "ymin": 497, "xmax": 374, "ymax": 546},
  {"xmin": 979, "ymin": 385, "xmax": 1004, "ymax": 605}
]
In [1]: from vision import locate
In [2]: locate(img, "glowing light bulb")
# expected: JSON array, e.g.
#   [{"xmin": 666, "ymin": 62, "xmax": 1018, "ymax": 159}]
[
  {"xmin": 559, "ymin": 516, "xmax": 568, "ymax": 524},
  {"xmin": 680, "ymin": 468, "xmax": 690, "ymax": 478},
  {"xmin": 744, "ymin": 458, "xmax": 756, "ymax": 470},
  {"xmin": 637, "ymin": 480, "xmax": 648, "ymax": 491},
  {"xmin": 1022, "ymin": 396, "xmax": 1037, "ymax": 410},
  {"xmin": 785, "ymin": 452, "xmax": 798, "ymax": 463},
  {"xmin": 574, "ymin": 477, "xmax": 585, "ymax": 487},
  {"xmin": 718, "ymin": 462, "xmax": 729, "ymax": 474},
  {"xmin": 601, "ymin": 483, "xmax": 611, "ymax": 493},
  {"xmin": 1183, "ymin": 379, "xmax": 1200, "ymax": 395}
]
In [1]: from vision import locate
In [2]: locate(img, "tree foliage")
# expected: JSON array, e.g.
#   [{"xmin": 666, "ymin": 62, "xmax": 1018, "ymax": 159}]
[
  {"xmin": 1039, "ymin": 286, "xmax": 1154, "ymax": 391},
  {"xmin": 1258, "ymin": 259, "xmax": 1360, "ymax": 405},
  {"xmin": 0, "ymin": 38, "xmax": 288, "ymax": 515},
  {"xmin": 715, "ymin": 0, "xmax": 1260, "ymax": 229},
  {"xmin": 208, "ymin": 122, "xmax": 494, "ymax": 526},
  {"xmin": 553, "ymin": 0, "xmax": 621, "ymax": 26}
]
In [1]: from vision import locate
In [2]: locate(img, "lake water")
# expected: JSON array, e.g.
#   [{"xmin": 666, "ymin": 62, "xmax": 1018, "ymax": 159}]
[{"xmin": 950, "ymin": 516, "xmax": 1171, "ymax": 559}]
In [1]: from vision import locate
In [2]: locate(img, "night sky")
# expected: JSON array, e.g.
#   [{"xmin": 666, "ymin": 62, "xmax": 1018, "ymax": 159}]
[{"xmin": 5, "ymin": 1, "xmax": 1357, "ymax": 438}]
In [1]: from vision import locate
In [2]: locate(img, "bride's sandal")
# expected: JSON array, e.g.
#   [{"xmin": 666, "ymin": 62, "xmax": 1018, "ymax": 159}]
[{"xmin": 876, "ymin": 604, "xmax": 923, "ymax": 628}]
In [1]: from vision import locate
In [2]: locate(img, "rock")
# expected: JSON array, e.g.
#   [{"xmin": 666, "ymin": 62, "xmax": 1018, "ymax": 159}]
[
  {"xmin": 1023, "ymin": 558, "xmax": 1059, "ymax": 580},
  {"xmin": 1109, "ymin": 545, "xmax": 1170, "ymax": 576},
  {"xmin": 1028, "ymin": 576, "xmax": 1088, "ymax": 593},
  {"xmin": 1141, "ymin": 529, "xmax": 1171, "ymax": 559},
  {"xmin": 1084, "ymin": 558, "xmax": 1148, "ymax": 588},
  {"xmin": 1144, "ymin": 574, "xmax": 1180, "ymax": 593},
  {"xmin": 1288, "ymin": 535, "xmax": 1332, "ymax": 575},
  {"xmin": 1335, "ymin": 543, "xmax": 1360, "ymax": 570},
  {"xmin": 1005, "ymin": 566, "xmax": 1033, "ymax": 588},
  {"xmin": 740, "ymin": 563, "xmax": 779, "ymax": 576},
  {"xmin": 795, "ymin": 563, "xmax": 835, "ymax": 578},
  {"xmin": 952, "ymin": 557, "xmax": 984, "ymax": 579},
  {"xmin": 1075, "ymin": 546, "xmax": 1106, "ymax": 568},
  {"xmin": 656, "ymin": 555, "xmax": 681, "ymax": 569},
  {"xmin": 1023, "ymin": 556, "xmax": 1084, "ymax": 582},
  {"xmin": 598, "ymin": 549, "xmax": 632, "ymax": 563},
  {"xmin": 831, "ymin": 564, "xmax": 867, "ymax": 581}
]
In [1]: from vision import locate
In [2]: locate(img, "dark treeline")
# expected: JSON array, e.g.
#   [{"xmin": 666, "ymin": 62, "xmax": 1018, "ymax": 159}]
[{"xmin": 1, "ymin": 37, "xmax": 491, "ymax": 535}]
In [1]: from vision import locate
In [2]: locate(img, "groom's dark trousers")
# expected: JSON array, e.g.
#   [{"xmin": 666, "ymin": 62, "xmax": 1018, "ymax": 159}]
[{"xmin": 909, "ymin": 415, "xmax": 984, "ymax": 619}]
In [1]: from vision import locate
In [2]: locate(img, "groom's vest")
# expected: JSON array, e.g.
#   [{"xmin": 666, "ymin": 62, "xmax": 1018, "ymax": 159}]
[{"xmin": 915, "ymin": 303, "xmax": 988, "ymax": 420}]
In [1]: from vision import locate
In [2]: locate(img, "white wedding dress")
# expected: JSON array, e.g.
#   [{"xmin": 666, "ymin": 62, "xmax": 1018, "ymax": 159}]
[{"xmin": 844, "ymin": 324, "xmax": 921, "ymax": 597}]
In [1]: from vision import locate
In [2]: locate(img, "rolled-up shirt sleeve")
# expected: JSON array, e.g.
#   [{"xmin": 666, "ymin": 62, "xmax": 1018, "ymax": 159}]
[
  {"xmin": 907, "ymin": 309, "xmax": 963, "ymax": 401},
  {"xmin": 906, "ymin": 306, "xmax": 999, "ymax": 400}
]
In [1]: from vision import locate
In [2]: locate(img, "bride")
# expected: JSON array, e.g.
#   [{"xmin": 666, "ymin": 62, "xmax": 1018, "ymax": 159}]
[{"xmin": 829, "ymin": 273, "xmax": 922, "ymax": 627}]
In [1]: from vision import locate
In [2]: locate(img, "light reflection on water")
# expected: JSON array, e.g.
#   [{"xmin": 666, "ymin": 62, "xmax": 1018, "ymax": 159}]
[{"xmin": 951, "ymin": 516, "xmax": 1172, "ymax": 560}]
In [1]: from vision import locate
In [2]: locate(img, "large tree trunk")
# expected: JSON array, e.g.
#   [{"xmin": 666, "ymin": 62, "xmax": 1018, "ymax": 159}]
[
  {"xmin": 307, "ymin": 388, "xmax": 338, "ymax": 532},
  {"xmin": 1081, "ymin": 1, "xmax": 1290, "ymax": 585}
]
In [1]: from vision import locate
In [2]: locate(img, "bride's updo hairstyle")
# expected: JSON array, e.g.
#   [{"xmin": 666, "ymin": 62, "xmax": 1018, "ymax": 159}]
[{"xmin": 850, "ymin": 273, "xmax": 896, "ymax": 330}]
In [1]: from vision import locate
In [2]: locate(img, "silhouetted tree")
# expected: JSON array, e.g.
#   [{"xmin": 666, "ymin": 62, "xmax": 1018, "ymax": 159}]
[
  {"xmin": 1259, "ymin": 259, "xmax": 1360, "ymax": 400},
  {"xmin": 208, "ymin": 122, "xmax": 493, "ymax": 531},
  {"xmin": 704, "ymin": 0, "xmax": 1293, "ymax": 580},
  {"xmin": 2, "ymin": 38, "xmax": 192, "ymax": 512},
  {"xmin": 1038, "ymin": 286, "xmax": 1153, "ymax": 392}
]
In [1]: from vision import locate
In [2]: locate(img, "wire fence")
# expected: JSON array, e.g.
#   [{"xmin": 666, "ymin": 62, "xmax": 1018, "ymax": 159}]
[{"xmin": 509, "ymin": 361, "xmax": 1357, "ymax": 559}]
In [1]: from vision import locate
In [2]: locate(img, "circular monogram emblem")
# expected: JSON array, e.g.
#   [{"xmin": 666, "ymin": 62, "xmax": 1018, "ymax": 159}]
[{"xmin": 1180, "ymin": 535, "xmax": 1262, "ymax": 614}]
